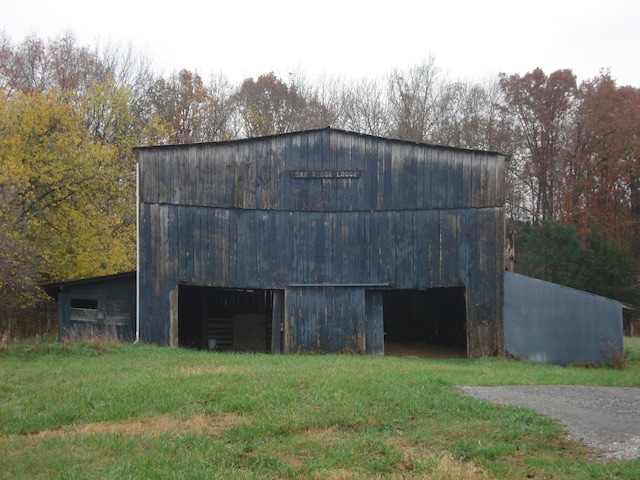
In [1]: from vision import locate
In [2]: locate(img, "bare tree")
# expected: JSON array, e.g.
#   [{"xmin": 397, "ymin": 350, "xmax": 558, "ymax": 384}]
[
  {"xmin": 338, "ymin": 77, "xmax": 389, "ymax": 136},
  {"xmin": 386, "ymin": 58, "xmax": 441, "ymax": 142}
]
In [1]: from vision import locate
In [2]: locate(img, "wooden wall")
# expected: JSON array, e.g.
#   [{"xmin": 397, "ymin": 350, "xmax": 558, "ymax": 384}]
[
  {"xmin": 137, "ymin": 128, "xmax": 506, "ymax": 356},
  {"xmin": 46, "ymin": 273, "xmax": 136, "ymax": 341}
]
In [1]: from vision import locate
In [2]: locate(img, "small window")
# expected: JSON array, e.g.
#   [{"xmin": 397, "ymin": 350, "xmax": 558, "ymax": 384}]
[{"xmin": 70, "ymin": 298, "xmax": 99, "ymax": 322}]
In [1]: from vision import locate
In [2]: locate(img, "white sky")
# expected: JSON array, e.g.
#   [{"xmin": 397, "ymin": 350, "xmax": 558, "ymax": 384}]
[{"xmin": 2, "ymin": 0, "xmax": 639, "ymax": 87}]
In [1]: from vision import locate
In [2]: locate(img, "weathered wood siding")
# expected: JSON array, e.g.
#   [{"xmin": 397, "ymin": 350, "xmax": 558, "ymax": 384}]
[
  {"xmin": 137, "ymin": 128, "xmax": 506, "ymax": 356},
  {"xmin": 45, "ymin": 273, "xmax": 136, "ymax": 341}
]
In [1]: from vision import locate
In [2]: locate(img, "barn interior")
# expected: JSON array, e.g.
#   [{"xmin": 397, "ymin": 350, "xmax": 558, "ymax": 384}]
[
  {"xmin": 177, "ymin": 286, "xmax": 277, "ymax": 352},
  {"xmin": 382, "ymin": 287, "xmax": 467, "ymax": 358},
  {"xmin": 177, "ymin": 285, "xmax": 467, "ymax": 356}
]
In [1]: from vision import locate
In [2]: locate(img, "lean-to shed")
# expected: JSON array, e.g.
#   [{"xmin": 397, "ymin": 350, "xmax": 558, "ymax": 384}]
[
  {"xmin": 43, "ymin": 271, "xmax": 136, "ymax": 341},
  {"xmin": 136, "ymin": 128, "xmax": 507, "ymax": 357}
]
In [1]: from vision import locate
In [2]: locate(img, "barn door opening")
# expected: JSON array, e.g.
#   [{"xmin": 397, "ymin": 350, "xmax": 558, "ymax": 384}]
[
  {"xmin": 382, "ymin": 287, "xmax": 467, "ymax": 358},
  {"xmin": 177, "ymin": 286, "xmax": 282, "ymax": 352}
]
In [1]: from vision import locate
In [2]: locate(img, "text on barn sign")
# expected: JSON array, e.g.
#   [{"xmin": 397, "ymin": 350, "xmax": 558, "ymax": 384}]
[{"xmin": 289, "ymin": 169, "xmax": 362, "ymax": 179}]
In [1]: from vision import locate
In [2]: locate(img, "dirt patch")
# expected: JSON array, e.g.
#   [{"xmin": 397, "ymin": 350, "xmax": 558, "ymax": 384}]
[
  {"xmin": 385, "ymin": 341, "xmax": 466, "ymax": 359},
  {"xmin": 27, "ymin": 413, "xmax": 244, "ymax": 441},
  {"xmin": 459, "ymin": 385, "xmax": 640, "ymax": 461}
]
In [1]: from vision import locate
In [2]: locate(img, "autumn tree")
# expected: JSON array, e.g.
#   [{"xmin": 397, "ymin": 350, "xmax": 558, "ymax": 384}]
[
  {"xmin": 146, "ymin": 69, "xmax": 238, "ymax": 143},
  {"xmin": 560, "ymin": 74, "xmax": 640, "ymax": 250},
  {"xmin": 0, "ymin": 32, "xmax": 109, "ymax": 96},
  {"xmin": 0, "ymin": 33, "xmax": 154, "ymax": 334},
  {"xmin": 499, "ymin": 68, "xmax": 577, "ymax": 222},
  {"xmin": 147, "ymin": 69, "xmax": 211, "ymax": 143},
  {"xmin": 0, "ymin": 88, "xmax": 139, "ymax": 333},
  {"xmin": 234, "ymin": 72, "xmax": 331, "ymax": 137}
]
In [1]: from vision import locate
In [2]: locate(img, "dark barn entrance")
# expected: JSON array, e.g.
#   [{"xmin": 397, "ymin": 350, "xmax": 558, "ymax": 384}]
[
  {"xmin": 383, "ymin": 287, "xmax": 467, "ymax": 358},
  {"xmin": 177, "ymin": 286, "xmax": 282, "ymax": 352}
]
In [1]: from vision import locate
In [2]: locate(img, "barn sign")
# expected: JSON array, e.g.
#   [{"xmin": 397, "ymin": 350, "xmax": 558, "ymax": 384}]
[{"xmin": 289, "ymin": 169, "xmax": 362, "ymax": 179}]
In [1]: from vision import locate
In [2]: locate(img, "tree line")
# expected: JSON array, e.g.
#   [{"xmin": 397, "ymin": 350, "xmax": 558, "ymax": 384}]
[{"xmin": 1, "ymin": 32, "xmax": 639, "ymax": 335}]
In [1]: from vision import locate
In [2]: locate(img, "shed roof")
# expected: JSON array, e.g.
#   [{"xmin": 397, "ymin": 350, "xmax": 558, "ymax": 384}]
[{"xmin": 42, "ymin": 271, "xmax": 136, "ymax": 300}]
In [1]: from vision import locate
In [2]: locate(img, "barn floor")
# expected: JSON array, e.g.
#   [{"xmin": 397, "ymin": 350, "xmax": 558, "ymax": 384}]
[{"xmin": 384, "ymin": 341, "xmax": 466, "ymax": 359}]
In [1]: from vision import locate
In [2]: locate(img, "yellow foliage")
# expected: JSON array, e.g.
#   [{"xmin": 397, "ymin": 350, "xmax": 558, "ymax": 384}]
[{"xmin": 0, "ymin": 87, "xmax": 136, "ymax": 292}]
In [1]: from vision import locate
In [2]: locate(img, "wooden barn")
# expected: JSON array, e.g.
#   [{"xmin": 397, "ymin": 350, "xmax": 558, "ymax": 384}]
[{"xmin": 136, "ymin": 128, "xmax": 507, "ymax": 357}]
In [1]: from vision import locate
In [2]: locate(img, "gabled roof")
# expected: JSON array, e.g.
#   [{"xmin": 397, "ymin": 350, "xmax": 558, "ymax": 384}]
[{"xmin": 134, "ymin": 127, "xmax": 508, "ymax": 158}]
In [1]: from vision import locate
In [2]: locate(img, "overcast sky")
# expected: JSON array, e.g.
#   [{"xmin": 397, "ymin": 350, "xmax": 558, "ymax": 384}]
[{"xmin": 2, "ymin": 0, "xmax": 639, "ymax": 87}]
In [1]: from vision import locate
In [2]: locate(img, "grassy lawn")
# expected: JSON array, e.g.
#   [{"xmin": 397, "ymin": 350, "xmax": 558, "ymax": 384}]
[{"xmin": 1, "ymin": 337, "xmax": 639, "ymax": 479}]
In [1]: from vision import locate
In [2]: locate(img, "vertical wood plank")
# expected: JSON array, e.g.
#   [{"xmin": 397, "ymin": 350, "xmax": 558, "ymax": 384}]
[
  {"xmin": 365, "ymin": 290, "xmax": 384, "ymax": 354},
  {"xmin": 271, "ymin": 290, "xmax": 283, "ymax": 353}
]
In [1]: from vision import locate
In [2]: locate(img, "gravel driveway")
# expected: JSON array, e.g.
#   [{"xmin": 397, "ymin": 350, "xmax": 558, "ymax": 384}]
[{"xmin": 459, "ymin": 385, "xmax": 640, "ymax": 461}]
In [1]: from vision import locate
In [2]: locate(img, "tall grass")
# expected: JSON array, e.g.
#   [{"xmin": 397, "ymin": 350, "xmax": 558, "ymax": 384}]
[{"xmin": 0, "ymin": 337, "xmax": 639, "ymax": 479}]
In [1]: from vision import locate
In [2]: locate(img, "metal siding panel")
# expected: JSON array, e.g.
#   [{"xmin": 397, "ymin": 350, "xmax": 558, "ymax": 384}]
[{"xmin": 505, "ymin": 272, "xmax": 622, "ymax": 365}]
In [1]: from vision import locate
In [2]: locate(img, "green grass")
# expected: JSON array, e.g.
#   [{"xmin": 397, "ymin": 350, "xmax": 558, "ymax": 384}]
[{"xmin": 1, "ymin": 337, "xmax": 639, "ymax": 479}]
